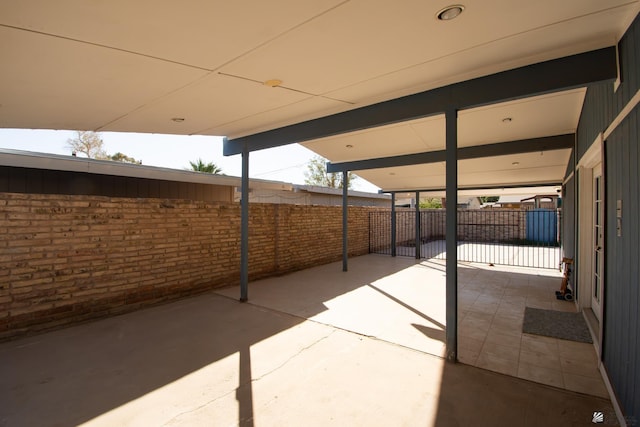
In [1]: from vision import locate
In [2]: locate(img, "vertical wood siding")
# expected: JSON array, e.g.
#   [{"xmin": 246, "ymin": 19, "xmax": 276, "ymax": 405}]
[
  {"xmin": 604, "ymin": 106, "xmax": 640, "ymax": 420},
  {"xmin": 576, "ymin": 15, "xmax": 640, "ymax": 162},
  {"xmin": 572, "ymin": 13, "xmax": 640, "ymax": 419}
]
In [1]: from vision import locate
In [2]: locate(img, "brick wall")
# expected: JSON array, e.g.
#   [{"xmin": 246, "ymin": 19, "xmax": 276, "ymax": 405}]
[
  {"xmin": 0, "ymin": 193, "xmax": 371, "ymax": 340},
  {"xmin": 428, "ymin": 210, "xmax": 528, "ymax": 242},
  {"xmin": 368, "ymin": 208, "xmax": 421, "ymax": 251},
  {"xmin": 369, "ymin": 209, "xmax": 530, "ymax": 251}
]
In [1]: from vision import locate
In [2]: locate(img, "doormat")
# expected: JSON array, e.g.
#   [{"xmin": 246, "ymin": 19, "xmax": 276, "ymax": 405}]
[{"xmin": 523, "ymin": 307, "xmax": 593, "ymax": 343}]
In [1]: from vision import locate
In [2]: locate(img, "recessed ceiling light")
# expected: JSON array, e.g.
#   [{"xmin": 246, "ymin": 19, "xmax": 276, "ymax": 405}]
[
  {"xmin": 171, "ymin": 117, "xmax": 185, "ymax": 123},
  {"xmin": 512, "ymin": 161, "xmax": 520, "ymax": 166},
  {"xmin": 436, "ymin": 5, "xmax": 465, "ymax": 21},
  {"xmin": 264, "ymin": 79, "xmax": 283, "ymax": 87},
  {"xmin": 502, "ymin": 117, "xmax": 512, "ymax": 123},
  {"xmin": 345, "ymin": 144, "xmax": 354, "ymax": 148}
]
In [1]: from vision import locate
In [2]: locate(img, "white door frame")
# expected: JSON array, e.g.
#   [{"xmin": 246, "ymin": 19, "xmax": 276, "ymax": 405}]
[
  {"xmin": 577, "ymin": 166, "xmax": 593, "ymax": 309},
  {"xmin": 591, "ymin": 164, "xmax": 604, "ymax": 321},
  {"xmin": 577, "ymin": 134, "xmax": 605, "ymax": 348}
]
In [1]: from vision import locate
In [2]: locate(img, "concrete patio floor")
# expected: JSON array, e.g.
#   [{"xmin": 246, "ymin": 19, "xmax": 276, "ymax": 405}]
[
  {"xmin": 0, "ymin": 254, "xmax": 617, "ymax": 426},
  {"xmin": 395, "ymin": 240, "xmax": 562, "ymax": 270},
  {"xmin": 216, "ymin": 254, "xmax": 608, "ymax": 398}
]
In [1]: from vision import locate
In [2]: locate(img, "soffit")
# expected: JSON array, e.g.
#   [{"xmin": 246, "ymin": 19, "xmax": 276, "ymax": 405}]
[
  {"xmin": 299, "ymin": 89, "xmax": 581, "ymax": 190},
  {"xmin": 355, "ymin": 148, "xmax": 572, "ymax": 192},
  {"xmin": 0, "ymin": 1, "xmax": 636, "ymax": 193},
  {"xmin": 301, "ymin": 89, "xmax": 585, "ymax": 163},
  {"xmin": 0, "ymin": 1, "xmax": 635, "ymax": 137}
]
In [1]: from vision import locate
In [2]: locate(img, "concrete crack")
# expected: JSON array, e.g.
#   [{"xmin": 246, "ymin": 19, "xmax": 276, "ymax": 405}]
[
  {"xmin": 161, "ymin": 389, "xmax": 236, "ymax": 427},
  {"xmin": 162, "ymin": 328, "xmax": 336, "ymax": 426},
  {"xmin": 251, "ymin": 328, "xmax": 336, "ymax": 383}
]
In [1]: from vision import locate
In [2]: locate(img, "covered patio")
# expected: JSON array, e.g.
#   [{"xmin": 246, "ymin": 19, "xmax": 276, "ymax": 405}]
[
  {"xmin": 3, "ymin": 2, "xmax": 639, "ymax": 423},
  {"xmin": 1, "ymin": 254, "xmax": 612, "ymax": 426}
]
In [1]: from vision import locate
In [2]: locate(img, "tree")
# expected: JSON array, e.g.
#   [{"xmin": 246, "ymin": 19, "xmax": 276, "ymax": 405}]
[
  {"xmin": 66, "ymin": 131, "xmax": 108, "ymax": 159},
  {"xmin": 188, "ymin": 158, "xmax": 222, "ymax": 174},
  {"xmin": 304, "ymin": 155, "xmax": 357, "ymax": 189},
  {"xmin": 110, "ymin": 152, "xmax": 140, "ymax": 164},
  {"xmin": 479, "ymin": 196, "xmax": 499, "ymax": 204},
  {"xmin": 419, "ymin": 197, "xmax": 443, "ymax": 209}
]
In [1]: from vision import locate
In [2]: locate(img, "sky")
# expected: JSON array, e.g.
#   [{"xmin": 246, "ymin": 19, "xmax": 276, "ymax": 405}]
[{"xmin": 0, "ymin": 129, "xmax": 380, "ymax": 192}]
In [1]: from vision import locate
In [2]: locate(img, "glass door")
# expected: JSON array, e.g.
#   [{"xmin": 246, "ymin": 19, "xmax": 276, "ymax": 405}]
[{"xmin": 592, "ymin": 164, "xmax": 603, "ymax": 321}]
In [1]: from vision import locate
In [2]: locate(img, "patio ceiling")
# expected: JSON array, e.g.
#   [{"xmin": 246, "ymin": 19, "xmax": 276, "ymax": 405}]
[
  {"xmin": 1, "ymin": 1, "xmax": 638, "ymax": 190},
  {"xmin": 307, "ymin": 90, "xmax": 584, "ymax": 192}
]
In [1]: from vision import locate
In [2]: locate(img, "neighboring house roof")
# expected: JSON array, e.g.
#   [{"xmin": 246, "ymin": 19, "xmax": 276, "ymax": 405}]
[
  {"xmin": 497, "ymin": 194, "xmax": 559, "ymax": 204},
  {"xmin": 0, "ymin": 148, "xmax": 286, "ymax": 190},
  {"xmin": 292, "ymin": 184, "xmax": 389, "ymax": 200},
  {"xmin": 497, "ymin": 195, "xmax": 536, "ymax": 204},
  {"xmin": 520, "ymin": 194, "xmax": 558, "ymax": 202},
  {"xmin": 458, "ymin": 196, "xmax": 481, "ymax": 206},
  {"xmin": 0, "ymin": 148, "xmax": 388, "ymax": 200}
]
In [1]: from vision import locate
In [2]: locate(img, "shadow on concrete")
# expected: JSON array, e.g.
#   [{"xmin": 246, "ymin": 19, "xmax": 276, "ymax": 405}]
[
  {"xmin": 214, "ymin": 254, "xmax": 425, "ymax": 318},
  {"xmin": 238, "ymin": 345, "xmax": 254, "ymax": 427},
  {"xmin": 432, "ymin": 362, "xmax": 616, "ymax": 427},
  {"xmin": 0, "ymin": 255, "xmax": 416, "ymax": 427},
  {"xmin": 0, "ymin": 254, "xmax": 616, "ymax": 426},
  {"xmin": 368, "ymin": 283, "xmax": 445, "ymax": 329},
  {"xmin": 1, "ymin": 294, "xmax": 279, "ymax": 426},
  {"xmin": 412, "ymin": 323, "xmax": 446, "ymax": 342}
]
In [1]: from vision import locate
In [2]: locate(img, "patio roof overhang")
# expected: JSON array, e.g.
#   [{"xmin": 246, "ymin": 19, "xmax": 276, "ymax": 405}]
[
  {"xmin": 1, "ymin": 1, "xmax": 636, "ymax": 192},
  {"xmin": 1, "ymin": 1, "xmax": 637, "ymax": 363},
  {"xmin": 223, "ymin": 47, "xmax": 616, "ymax": 192},
  {"xmin": 326, "ymin": 134, "xmax": 575, "ymax": 172}
]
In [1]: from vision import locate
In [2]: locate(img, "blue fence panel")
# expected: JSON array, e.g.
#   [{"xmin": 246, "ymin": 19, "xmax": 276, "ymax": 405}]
[{"xmin": 526, "ymin": 209, "xmax": 558, "ymax": 244}]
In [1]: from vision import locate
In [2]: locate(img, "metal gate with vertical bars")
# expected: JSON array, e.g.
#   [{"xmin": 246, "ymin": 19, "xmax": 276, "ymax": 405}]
[{"xmin": 369, "ymin": 209, "xmax": 561, "ymax": 269}]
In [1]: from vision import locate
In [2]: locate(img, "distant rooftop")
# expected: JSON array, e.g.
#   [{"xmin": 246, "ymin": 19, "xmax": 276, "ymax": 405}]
[{"xmin": 0, "ymin": 148, "xmax": 387, "ymax": 198}]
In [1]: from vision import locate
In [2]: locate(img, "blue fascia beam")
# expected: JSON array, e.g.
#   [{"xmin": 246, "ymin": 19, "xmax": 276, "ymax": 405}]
[
  {"xmin": 445, "ymin": 108, "xmax": 458, "ymax": 362},
  {"xmin": 223, "ymin": 47, "xmax": 615, "ymax": 156},
  {"xmin": 326, "ymin": 134, "xmax": 574, "ymax": 173},
  {"xmin": 381, "ymin": 181, "xmax": 565, "ymax": 194},
  {"xmin": 342, "ymin": 171, "xmax": 348, "ymax": 272},
  {"xmin": 240, "ymin": 145, "xmax": 249, "ymax": 302}
]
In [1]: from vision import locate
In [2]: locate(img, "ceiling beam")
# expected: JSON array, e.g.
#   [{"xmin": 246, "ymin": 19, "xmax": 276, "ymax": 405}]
[
  {"xmin": 326, "ymin": 134, "xmax": 575, "ymax": 172},
  {"xmin": 383, "ymin": 181, "xmax": 565, "ymax": 194},
  {"xmin": 224, "ymin": 47, "xmax": 615, "ymax": 156}
]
